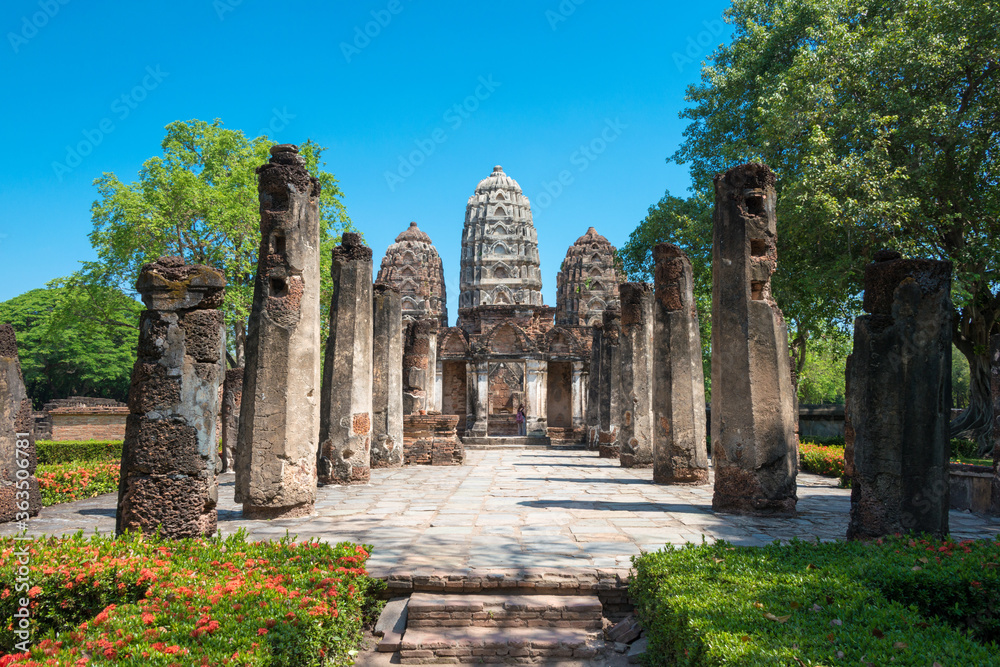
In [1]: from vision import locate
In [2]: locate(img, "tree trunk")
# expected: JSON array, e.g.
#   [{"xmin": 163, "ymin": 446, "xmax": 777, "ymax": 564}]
[
  {"xmin": 950, "ymin": 351, "xmax": 993, "ymax": 457},
  {"xmin": 951, "ymin": 295, "xmax": 996, "ymax": 456},
  {"xmin": 235, "ymin": 320, "xmax": 246, "ymax": 368}
]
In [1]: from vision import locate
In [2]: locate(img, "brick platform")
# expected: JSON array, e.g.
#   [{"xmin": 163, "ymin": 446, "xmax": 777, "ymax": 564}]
[{"xmin": 404, "ymin": 415, "xmax": 464, "ymax": 466}]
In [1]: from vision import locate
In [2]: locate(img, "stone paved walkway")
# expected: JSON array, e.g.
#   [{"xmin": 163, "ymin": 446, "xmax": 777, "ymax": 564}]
[{"xmin": 6, "ymin": 451, "xmax": 999, "ymax": 577}]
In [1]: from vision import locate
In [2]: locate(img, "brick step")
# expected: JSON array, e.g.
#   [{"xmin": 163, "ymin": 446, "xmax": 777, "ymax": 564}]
[
  {"xmin": 399, "ymin": 626, "xmax": 602, "ymax": 664},
  {"xmin": 407, "ymin": 593, "xmax": 602, "ymax": 629}
]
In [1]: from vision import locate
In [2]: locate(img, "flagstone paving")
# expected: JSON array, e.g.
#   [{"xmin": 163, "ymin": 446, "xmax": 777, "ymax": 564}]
[{"xmin": 6, "ymin": 450, "xmax": 999, "ymax": 577}]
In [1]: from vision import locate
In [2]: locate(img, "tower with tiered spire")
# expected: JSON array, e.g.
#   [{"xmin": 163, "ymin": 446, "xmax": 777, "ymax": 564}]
[
  {"xmin": 375, "ymin": 222, "xmax": 448, "ymax": 326},
  {"xmin": 459, "ymin": 166, "xmax": 543, "ymax": 310}
]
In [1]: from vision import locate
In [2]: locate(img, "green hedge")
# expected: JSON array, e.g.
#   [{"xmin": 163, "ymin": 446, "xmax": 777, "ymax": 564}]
[
  {"xmin": 35, "ymin": 439, "xmax": 123, "ymax": 464},
  {"xmin": 631, "ymin": 536, "xmax": 1000, "ymax": 666},
  {"xmin": 801, "ymin": 435, "xmax": 845, "ymax": 448},
  {"xmin": 0, "ymin": 531, "xmax": 383, "ymax": 666}
]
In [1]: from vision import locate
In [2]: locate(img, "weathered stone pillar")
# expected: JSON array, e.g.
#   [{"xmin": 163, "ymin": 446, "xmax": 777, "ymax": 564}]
[
  {"xmin": 586, "ymin": 325, "xmax": 603, "ymax": 449},
  {"xmin": 117, "ymin": 257, "xmax": 226, "ymax": 537},
  {"xmin": 619, "ymin": 283, "xmax": 655, "ymax": 468},
  {"xmin": 847, "ymin": 251, "xmax": 952, "ymax": 539},
  {"xmin": 711, "ymin": 163, "xmax": 798, "ymax": 515},
  {"xmin": 598, "ymin": 308, "xmax": 622, "ymax": 458},
  {"xmin": 0, "ymin": 325, "xmax": 40, "ymax": 524},
  {"xmin": 219, "ymin": 368, "xmax": 243, "ymax": 474},
  {"xmin": 993, "ymin": 334, "xmax": 1000, "ymax": 516},
  {"xmin": 525, "ymin": 359, "xmax": 548, "ymax": 436},
  {"xmin": 403, "ymin": 319, "xmax": 437, "ymax": 415},
  {"xmin": 433, "ymin": 359, "xmax": 444, "ymax": 413},
  {"xmin": 469, "ymin": 360, "xmax": 489, "ymax": 436},
  {"xmin": 572, "ymin": 361, "xmax": 585, "ymax": 430},
  {"xmin": 652, "ymin": 244, "xmax": 709, "ymax": 485},
  {"xmin": 372, "ymin": 283, "xmax": 403, "ymax": 469},
  {"xmin": 236, "ymin": 144, "xmax": 321, "ymax": 519},
  {"xmin": 319, "ymin": 233, "xmax": 374, "ymax": 485}
]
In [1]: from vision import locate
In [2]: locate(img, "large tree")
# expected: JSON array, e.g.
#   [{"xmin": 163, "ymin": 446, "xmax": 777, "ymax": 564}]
[
  {"xmin": 0, "ymin": 286, "xmax": 142, "ymax": 406},
  {"xmin": 77, "ymin": 119, "xmax": 354, "ymax": 366},
  {"xmin": 626, "ymin": 0, "xmax": 999, "ymax": 453}
]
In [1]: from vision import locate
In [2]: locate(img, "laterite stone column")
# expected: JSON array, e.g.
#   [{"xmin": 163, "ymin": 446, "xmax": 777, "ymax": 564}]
[
  {"xmin": 319, "ymin": 233, "xmax": 374, "ymax": 484},
  {"xmin": 598, "ymin": 308, "xmax": 622, "ymax": 459},
  {"xmin": 0, "ymin": 325, "xmax": 41, "ymax": 524},
  {"xmin": 372, "ymin": 283, "xmax": 403, "ymax": 468},
  {"xmin": 403, "ymin": 319, "xmax": 437, "ymax": 415},
  {"xmin": 652, "ymin": 244, "xmax": 709, "ymax": 485},
  {"xmin": 236, "ymin": 144, "xmax": 321, "ymax": 519},
  {"xmin": 711, "ymin": 163, "xmax": 798, "ymax": 515},
  {"xmin": 219, "ymin": 368, "xmax": 243, "ymax": 474},
  {"xmin": 117, "ymin": 257, "xmax": 226, "ymax": 537},
  {"xmin": 585, "ymin": 323, "xmax": 603, "ymax": 450},
  {"xmin": 618, "ymin": 283, "xmax": 654, "ymax": 468},
  {"xmin": 847, "ymin": 251, "xmax": 952, "ymax": 539}
]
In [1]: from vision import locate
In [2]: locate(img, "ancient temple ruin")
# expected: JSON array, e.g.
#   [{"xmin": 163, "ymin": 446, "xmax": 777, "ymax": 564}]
[
  {"xmin": 710, "ymin": 163, "xmax": 798, "ymax": 516},
  {"xmin": 423, "ymin": 166, "xmax": 605, "ymax": 445},
  {"xmin": 376, "ymin": 222, "xmax": 448, "ymax": 326},
  {"xmin": 236, "ymin": 144, "xmax": 321, "ymax": 519},
  {"xmin": 556, "ymin": 227, "xmax": 621, "ymax": 326},
  {"xmin": 117, "ymin": 257, "xmax": 226, "ymax": 538},
  {"xmin": 0, "ymin": 325, "xmax": 40, "ymax": 524},
  {"xmin": 847, "ymin": 251, "xmax": 952, "ymax": 539}
]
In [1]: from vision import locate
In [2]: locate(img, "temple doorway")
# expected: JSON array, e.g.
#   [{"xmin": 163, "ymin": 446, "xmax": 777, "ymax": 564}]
[
  {"xmin": 441, "ymin": 361, "xmax": 467, "ymax": 423},
  {"xmin": 488, "ymin": 362, "xmax": 524, "ymax": 436},
  {"xmin": 546, "ymin": 362, "xmax": 572, "ymax": 428}
]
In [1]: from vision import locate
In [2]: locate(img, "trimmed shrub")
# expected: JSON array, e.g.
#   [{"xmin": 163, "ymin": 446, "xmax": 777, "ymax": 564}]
[
  {"xmin": 35, "ymin": 440, "xmax": 123, "ymax": 464},
  {"xmin": 802, "ymin": 435, "xmax": 845, "ymax": 448},
  {"xmin": 0, "ymin": 531, "xmax": 381, "ymax": 666},
  {"xmin": 631, "ymin": 537, "xmax": 1000, "ymax": 666},
  {"xmin": 951, "ymin": 438, "xmax": 980, "ymax": 460}
]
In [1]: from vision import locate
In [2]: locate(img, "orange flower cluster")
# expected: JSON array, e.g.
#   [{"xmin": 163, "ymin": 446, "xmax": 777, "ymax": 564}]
[
  {"xmin": 799, "ymin": 442, "xmax": 846, "ymax": 478},
  {"xmin": 35, "ymin": 462, "xmax": 120, "ymax": 507},
  {"xmin": 0, "ymin": 533, "xmax": 377, "ymax": 666}
]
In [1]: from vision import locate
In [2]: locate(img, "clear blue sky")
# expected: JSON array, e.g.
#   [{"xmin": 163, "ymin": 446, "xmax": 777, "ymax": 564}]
[{"xmin": 0, "ymin": 0, "xmax": 732, "ymax": 323}]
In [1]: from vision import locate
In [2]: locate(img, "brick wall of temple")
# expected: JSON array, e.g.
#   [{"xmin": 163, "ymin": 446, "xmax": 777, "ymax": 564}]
[{"xmin": 49, "ymin": 407, "xmax": 128, "ymax": 441}]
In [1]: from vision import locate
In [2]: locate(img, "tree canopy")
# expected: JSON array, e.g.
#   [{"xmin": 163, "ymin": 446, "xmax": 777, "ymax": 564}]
[
  {"xmin": 0, "ymin": 285, "xmax": 142, "ymax": 407},
  {"xmin": 77, "ymin": 118, "xmax": 354, "ymax": 366},
  {"xmin": 622, "ymin": 0, "xmax": 999, "ymax": 451}
]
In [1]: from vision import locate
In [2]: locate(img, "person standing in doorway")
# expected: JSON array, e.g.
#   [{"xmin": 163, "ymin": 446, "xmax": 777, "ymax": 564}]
[{"xmin": 516, "ymin": 404, "xmax": 526, "ymax": 436}]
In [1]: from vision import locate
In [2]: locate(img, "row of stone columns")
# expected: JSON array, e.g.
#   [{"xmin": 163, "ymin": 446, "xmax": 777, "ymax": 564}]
[
  {"xmin": 584, "ymin": 162, "xmax": 961, "ymax": 537},
  {"xmin": 117, "ymin": 144, "xmax": 408, "ymax": 536}
]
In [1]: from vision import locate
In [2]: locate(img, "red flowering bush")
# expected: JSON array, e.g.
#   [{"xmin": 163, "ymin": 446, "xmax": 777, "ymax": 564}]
[
  {"xmin": 35, "ymin": 462, "xmax": 120, "ymax": 507},
  {"xmin": 799, "ymin": 441, "xmax": 846, "ymax": 479},
  {"xmin": 0, "ymin": 531, "xmax": 380, "ymax": 666}
]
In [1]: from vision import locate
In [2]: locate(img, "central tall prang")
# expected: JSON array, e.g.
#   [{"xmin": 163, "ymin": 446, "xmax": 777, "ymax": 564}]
[{"xmin": 459, "ymin": 166, "xmax": 543, "ymax": 310}]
